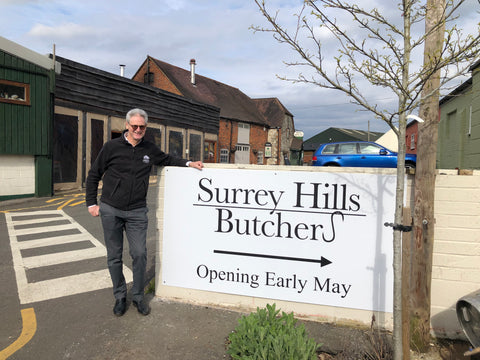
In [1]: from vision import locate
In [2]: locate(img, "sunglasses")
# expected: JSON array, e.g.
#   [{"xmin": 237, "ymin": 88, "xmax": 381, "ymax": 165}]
[{"xmin": 130, "ymin": 124, "xmax": 146, "ymax": 131}]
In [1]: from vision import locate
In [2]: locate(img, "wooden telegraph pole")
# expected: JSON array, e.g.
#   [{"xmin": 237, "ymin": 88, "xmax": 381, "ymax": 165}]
[{"xmin": 411, "ymin": 0, "xmax": 445, "ymax": 351}]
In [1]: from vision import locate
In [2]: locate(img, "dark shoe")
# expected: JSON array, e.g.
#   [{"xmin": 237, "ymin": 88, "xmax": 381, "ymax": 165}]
[
  {"xmin": 113, "ymin": 298, "xmax": 126, "ymax": 316},
  {"xmin": 132, "ymin": 300, "xmax": 150, "ymax": 315}
]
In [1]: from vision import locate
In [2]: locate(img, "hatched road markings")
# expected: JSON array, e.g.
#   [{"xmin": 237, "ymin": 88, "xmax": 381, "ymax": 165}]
[{"xmin": 5, "ymin": 210, "xmax": 133, "ymax": 304}]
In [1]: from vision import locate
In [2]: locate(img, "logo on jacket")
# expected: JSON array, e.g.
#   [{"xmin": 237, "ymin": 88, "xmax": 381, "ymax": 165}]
[{"xmin": 143, "ymin": 155, "xmax": 150, "ymax": 164}]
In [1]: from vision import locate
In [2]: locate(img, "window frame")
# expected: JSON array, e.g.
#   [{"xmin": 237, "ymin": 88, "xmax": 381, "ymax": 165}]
[
  {"xmin": 220, "ymin": 148, "xmax": 229, "ymax": 163},
  {"xmin": 256, "ymin": 150, "xmax": 264, "ymax": 165},
  {"xmin": 0, "ymin": 79, "xmax": 31, "ymax": 105}
]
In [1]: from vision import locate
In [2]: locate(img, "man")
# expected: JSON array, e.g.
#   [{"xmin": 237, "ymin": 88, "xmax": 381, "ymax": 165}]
[{"xmin": 86, "ymin": 108, "xmax": 203, "ymax": 316}]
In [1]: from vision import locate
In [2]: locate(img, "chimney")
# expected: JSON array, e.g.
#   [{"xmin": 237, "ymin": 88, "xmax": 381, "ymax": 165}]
[
  {"xmin": 190, "ymin": 59, "xmax": 196, "ymax": 85},
  {"xmin": 119, "ymin": 64, "xmax": 126, "ymax": 77}
]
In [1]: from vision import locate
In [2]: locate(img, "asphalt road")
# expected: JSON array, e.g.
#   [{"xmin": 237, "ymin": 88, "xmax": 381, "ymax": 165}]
[{"xmin": 0, "ymin": 185, "xmax": 172, "ymax": 359}]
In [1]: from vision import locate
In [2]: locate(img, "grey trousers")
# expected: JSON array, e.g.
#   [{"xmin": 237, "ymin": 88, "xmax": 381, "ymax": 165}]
[{"xmin": 99, "ymin": 202, "xmax": 148, "ymax": 302}]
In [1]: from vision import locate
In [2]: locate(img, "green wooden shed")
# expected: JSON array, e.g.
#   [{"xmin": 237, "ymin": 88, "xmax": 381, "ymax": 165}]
[{"xmin": 0, "ymin": 36, "xmax": 59, "ymax": 200}]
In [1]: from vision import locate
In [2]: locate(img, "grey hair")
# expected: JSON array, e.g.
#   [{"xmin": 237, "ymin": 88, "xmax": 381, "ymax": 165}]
[{"xmin": 126, "ymin": 108, "xmax": 148, "ymax": 124}]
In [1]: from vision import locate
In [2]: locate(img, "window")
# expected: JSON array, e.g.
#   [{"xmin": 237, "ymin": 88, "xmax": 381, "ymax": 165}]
[
  {"xmin": 410, "ymin": 134, "xmax": 415, "ymax": 150},
  {"xmin": 145, "ymin": 127, "xmax": 162, "ymax": 146},
  {"xmin": 204, "ymin": 140, "xmax": 216, "ymax": 163},
  {"xmin": 236, "ymin": 145, "xmax": 250, "ymax": 152},
  {"xmin": 446, "ymin": 111, "xmax": 456, "ymax": 139},
  {"xmin": 337, "ymin": 143, "xmax": 357, "ymax": 154},
  {"xmin": 91, "ymin": 119, "xmax": 104, "ymax": 166},
  {"xmin": 145, "ymin": 128, "xmax": 162, "ymax": 175},
  {"xmin": 322, "ymin": 144, "xmax": 336, "ymax": 154},
  {"xmin": 143, "ymin": 72, "xmax": 154, "ymax": 85},
  {"xmin": 220, "ymin": 148, "xmax": 229, "ymax": 163},
  {"xmin": 0, "ymin": 80, "xmax": 30, "ymax": 105},
  {"xmin": 359, "ymin": 143, "xmax": 381, "ymax": 154},
  {"xmin": 54, "ymin": 114, "xmax": 78, "ymax": 183},
  {"xmin": 189, "ymin": 133, "xmax": 202, "ymax": 161},
  {"xmin": 168, "ymin": 131, "xmax": 183, "ymax": 158},
  {"xmin": 238, "ymin": 123, "xmax": 250, "ymax": 144},
  {"xmin": 256, "ymin": 151, "xmax": 264, "ymax": 165}
]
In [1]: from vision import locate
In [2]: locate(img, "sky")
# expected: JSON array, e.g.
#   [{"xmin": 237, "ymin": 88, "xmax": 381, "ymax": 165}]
[{"xmin": 1, "ymin": 0, "xmax": 479, "ymax": 140}]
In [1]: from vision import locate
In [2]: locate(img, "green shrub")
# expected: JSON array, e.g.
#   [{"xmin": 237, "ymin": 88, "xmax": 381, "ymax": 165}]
[
  {"xmin": 227, "ymin": 303, "xmax": 321, "ymax": 360},
  {"xmin": 145, "ymin": 278, "xmax": 155, "ymax": 294}
]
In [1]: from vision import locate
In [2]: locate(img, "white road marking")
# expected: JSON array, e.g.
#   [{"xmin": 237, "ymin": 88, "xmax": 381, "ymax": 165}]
[
  {"xmin": 16, "ymin": 233, "xmax": 89, "ymax": 250},
  {"xmin": 5, "ymin": 210, "xmax": 133, "ymax": 304}
]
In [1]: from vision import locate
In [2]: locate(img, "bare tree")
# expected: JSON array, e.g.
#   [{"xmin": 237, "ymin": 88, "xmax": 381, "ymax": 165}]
[{"xmin": 252, "ymin": 0, "xmax": 480, "ymax": 358}]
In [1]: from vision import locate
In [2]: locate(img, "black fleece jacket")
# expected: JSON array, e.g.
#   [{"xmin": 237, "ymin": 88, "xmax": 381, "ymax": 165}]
[{"xmin": 85, "ymin": 132, "xmax": 188, "ymax": 211}]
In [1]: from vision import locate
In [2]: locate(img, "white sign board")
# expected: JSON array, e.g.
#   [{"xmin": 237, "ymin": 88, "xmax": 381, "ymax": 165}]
[{"xmin": 162, "ymin": 167, "xmax": 396, "ymax": 312}]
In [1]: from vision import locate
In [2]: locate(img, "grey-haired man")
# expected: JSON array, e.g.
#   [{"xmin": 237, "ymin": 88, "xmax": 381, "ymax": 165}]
[{"xmin": 86, "ymin": 108, "xmax": 203, "ymax": 316}]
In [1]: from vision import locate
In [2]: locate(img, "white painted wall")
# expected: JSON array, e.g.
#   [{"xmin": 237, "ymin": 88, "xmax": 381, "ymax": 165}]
[
  {"xmin": 429, "ymin": 170, "xmax": 480, "ymax": 339},
  {"xmin": 375, "ymin": 128, "xmax": 398, "ymax": 151},
  {"xmin": 0, "ymin": 155, "xmax": 35, "ymax": 196}
]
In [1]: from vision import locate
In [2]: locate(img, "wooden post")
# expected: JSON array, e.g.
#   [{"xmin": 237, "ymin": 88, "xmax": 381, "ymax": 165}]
[
  {"xmin": 402, "ymin": 207, "xmax": 412, "ymax": 360},
  {"xmin": 411, "ymin": 0, "xmax": 445, "ymax": 351}
]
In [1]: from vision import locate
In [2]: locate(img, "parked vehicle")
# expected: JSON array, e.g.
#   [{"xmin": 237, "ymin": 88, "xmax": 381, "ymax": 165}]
[{"xmin": 311, "ymin": 141, "xmax": 416, "ymax": 168}]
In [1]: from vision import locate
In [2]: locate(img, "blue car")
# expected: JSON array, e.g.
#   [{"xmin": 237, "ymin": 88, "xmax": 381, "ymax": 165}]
[{"xmin": 312, "ymin": 141, "xmax": 416, "ymax": 168}]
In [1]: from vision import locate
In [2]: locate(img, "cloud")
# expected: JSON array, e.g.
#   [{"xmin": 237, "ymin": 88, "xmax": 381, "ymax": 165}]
[
  {"xmin": 28, "ymin": 22, "xmax": 96, "ymax": 39},
  {"xmin": 1, "ymin": 0, "xmax": 478, "ymax": 141},
  {"xmin": 1, "ymin": 0, "xmax": 46, "ymax": 4}
]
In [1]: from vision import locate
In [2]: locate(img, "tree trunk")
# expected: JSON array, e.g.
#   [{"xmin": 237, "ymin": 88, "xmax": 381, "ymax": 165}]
[{"xmin": 411, "ymin": 0, "xmax": 445, "ymax": 352}]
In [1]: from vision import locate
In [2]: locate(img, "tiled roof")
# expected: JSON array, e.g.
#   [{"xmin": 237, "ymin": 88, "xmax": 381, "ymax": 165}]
[
  {"xmin": 149, "ymin": 57, "xmax": 268, "ymax": 126},
  {"xmin": 290, "ymin": 137, "xmax": 303, "ymax": 151},
  {"xmin": 253, "ymin": 98, "xmax": 293, "ymax": 128}
]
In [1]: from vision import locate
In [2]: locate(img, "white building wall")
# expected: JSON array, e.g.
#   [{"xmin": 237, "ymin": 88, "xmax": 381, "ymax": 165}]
[
  {"xmin": 0, "ymin": 155, "xmax": 35, "ymax": 196},
  {"xmin": 429, "ymin": 170, "xmax": 480, "ymax": 339},
  {"xmin": 375, "ymin": 128, "xmax": 398, "ymax": 151}
]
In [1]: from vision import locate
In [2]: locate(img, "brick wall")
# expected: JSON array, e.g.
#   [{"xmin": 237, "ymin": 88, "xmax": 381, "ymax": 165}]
[
  {"xmin": 132, "ymin": 61, "xmax": 182, "ymax": 96},
  {"xmin": 249, "ymin": 124, "xmax": 268, "ymax": 164},
  {"xmin": 218, "ymin": 119, "xmax": 233, "ymax": 163},
  {"xmin": 406, "ymin": 121, "xmax": 419, "ymax": 154},
  {"xmin": 217, "ymin": 120, "xmax": 269, "ymax": 164}
]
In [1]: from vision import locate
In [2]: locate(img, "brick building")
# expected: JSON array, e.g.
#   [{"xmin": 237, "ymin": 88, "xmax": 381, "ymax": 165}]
[{"xmin": 132, "ymin": 57, "xmax": 294, "ymax": 165}]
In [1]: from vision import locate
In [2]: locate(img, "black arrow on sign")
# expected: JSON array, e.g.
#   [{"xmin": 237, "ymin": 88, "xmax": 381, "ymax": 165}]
[{"xmin": 213, "ymin": 250, "xmax": 332, "ymax": 267}]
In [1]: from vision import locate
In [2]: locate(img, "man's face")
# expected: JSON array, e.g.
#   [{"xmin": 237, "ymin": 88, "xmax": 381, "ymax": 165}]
[{"xmin": 126, "ymin": 114, "xmax": 147, "ymax": 142}]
